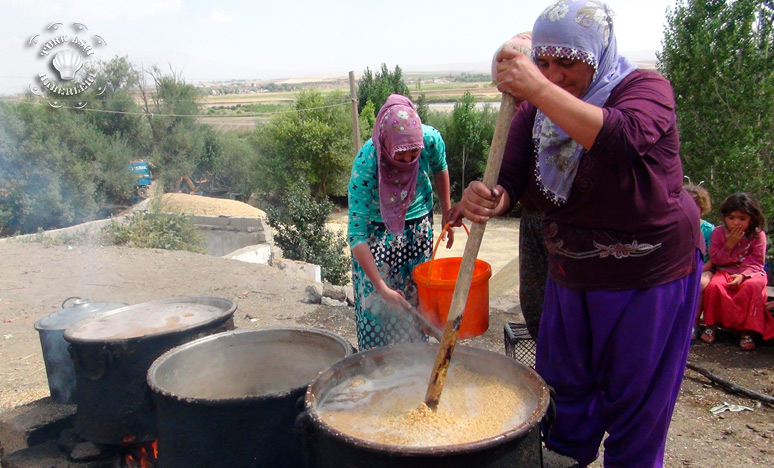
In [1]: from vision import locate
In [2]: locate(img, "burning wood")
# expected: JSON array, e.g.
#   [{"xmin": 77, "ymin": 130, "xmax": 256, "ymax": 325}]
[{"xmin": 122, "ymin": 437, "xmax": 158, "ymax": 468}]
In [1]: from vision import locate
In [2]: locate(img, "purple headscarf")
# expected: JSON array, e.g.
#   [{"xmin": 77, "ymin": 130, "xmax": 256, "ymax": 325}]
[
  {"xmin": 373, "ymin": 94, "xmax": 424, "ymax": 235},
  {"xmin": 531, "ymin": 0, "xmax": 637, "ymax": 205}
]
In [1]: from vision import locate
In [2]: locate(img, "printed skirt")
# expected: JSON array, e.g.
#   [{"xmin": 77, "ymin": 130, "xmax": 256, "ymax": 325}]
[{"xmin": 352, "ymin": 212, "xmax": 433, "ymax": 350}]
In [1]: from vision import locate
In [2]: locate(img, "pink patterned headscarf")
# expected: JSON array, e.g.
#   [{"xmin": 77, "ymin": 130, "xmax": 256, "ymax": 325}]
[{"xmin": 373, "ymin": 94, "xmax": 424, "ymax": 235}]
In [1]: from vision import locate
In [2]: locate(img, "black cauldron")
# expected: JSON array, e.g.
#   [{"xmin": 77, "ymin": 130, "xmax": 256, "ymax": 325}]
[
  {"xmin": 63, "ymin": 296, "xmax": 236, "ymax": 444},
  {"xmin": 300, "ymin": 343, "xmax": 551, "ymax": 468},
  {"xmin": 147, "ymin": 327, "xmax": 355, "ymax": 468}
]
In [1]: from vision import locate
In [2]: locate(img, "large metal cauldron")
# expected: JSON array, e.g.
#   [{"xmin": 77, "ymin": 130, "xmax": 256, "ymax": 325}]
[
  {"xmin": 63, "ymin": 296, "xmax": 236, "ymax": 445},
  {"xmin": 34, "ymin": 297, "xmax": 128, "ymax": 404},
  {"xmin": 147, "ymin": 327, "xmax": 355, "ymax": 468},
  {"xmin": 301, "ymin": 343, "xmax": 550, "ymax": 468}
]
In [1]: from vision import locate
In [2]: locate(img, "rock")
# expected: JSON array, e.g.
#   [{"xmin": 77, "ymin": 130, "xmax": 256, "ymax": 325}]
[
  {"xmin": 303, "ymin": 284, "xmax": 323, "ymax": 304},
  {"xmin": 344, "ymin": 284, "xmax": 355, "ymax": 306},
  {"xmin": 56, "ymin": 428, "xmax": 81, "ymax": 454},
  {"xmin": 70, "ymin": 441, "xmax": 116, "ymax": 462},
  {"xmin": 321, "ymin": 297, "xmax": 347, "ymax": 307},
  {"xmin": 322, "ymin": 284, "xmax": 347, "ymax": 302}
]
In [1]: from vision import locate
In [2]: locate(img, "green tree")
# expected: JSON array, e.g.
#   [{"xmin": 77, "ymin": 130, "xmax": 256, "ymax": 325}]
[
  {"xmin": 435, "ymin": 92, "xmax": 496, "ymax": 199},
  {"xmin": 357, "ymin": 64, "xmax": 428, "ymax": 121},
  {"xmin": 139, "ymin": 65, "xmax": 206, "ymax": 187},
  {"xmin": 85, "ymin": 56, "xmax": 150, "ymax": 143},
  {"xmin": 0, "ymin": 101, "xmax": 137, "ymax": 235},
  {"xmin": 660, "ymin": 0, "xmax": 774, "ymax": 234},
  {"xmin": 251, "ymin": 90, "xmax": 352, "ymax": 199}
]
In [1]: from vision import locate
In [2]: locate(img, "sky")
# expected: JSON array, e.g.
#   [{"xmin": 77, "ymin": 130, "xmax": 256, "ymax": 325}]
[{"xmin": 0, "ymin": 0, "xmax": 678, "ymax": 95}]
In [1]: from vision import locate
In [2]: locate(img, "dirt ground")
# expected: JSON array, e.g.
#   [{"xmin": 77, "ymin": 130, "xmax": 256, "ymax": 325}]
[{"xmin": 0, "ymin": 213, "xmax": 772, "ymax": 467}]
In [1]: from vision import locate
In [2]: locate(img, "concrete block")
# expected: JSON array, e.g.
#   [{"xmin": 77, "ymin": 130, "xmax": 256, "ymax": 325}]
[
  {"xmin": 225, "ymin": 244, "xmax": 272, "ymax": 265},
  {"xmin": 0, "ymin": 398, "xmax": 75, "ymax": 458},
  {"xmin": 191, "ymin": 215, "xmax": 213, "ymax": 226},
  {"xmin": 275, "ymin": 258, "xmax": 321, "ymax": 283},
  {"xmin": 242, "ymin": 218, "xmax": 261, "ymax": 228},
  {"xmin": 215, "ymin": 216, "xmax": 233, "ymax": 228}
]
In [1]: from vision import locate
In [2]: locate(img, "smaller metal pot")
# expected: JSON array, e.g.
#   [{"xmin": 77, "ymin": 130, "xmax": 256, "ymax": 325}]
[
  {"xmin": 33, "ymin": 297, "xmax": 128, "ymax": 404},
  {"xmin": 64, "ymin": 296, "xmax": 236, "ymax": 444}
]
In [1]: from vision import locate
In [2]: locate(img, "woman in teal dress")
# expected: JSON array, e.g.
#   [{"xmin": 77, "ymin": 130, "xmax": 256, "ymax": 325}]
[{"xmin": 347, "ymin": 94, "xmax": 452, "ymax": 350}]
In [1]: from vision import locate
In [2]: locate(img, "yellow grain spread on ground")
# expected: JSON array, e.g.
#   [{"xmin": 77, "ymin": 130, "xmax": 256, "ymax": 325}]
[{"xmin": 159, "ymin": 193, "xmax": 266, "ymax": 218}]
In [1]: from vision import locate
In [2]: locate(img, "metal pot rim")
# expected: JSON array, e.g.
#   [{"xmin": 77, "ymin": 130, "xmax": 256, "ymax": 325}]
[
  {"xmin": 304, "ymin": 342, "xmax": 550, "ymax": 455},
  {"xmin": 147, "ymin": 327, "xmax": 354, "ymax": 405},
  {"xmin": 63, "ymin": 296, "xmax": 236, "ymax": 344}
]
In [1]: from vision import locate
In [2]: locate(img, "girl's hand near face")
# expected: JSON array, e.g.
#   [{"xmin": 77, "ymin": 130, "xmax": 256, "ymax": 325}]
[
  {"xmin": 725, "ymin": 225, "xmax": 745, "ymax": 249},
  {"xmin": 726, "ymin": 274, "xmax": 744, "ymax": 290}
]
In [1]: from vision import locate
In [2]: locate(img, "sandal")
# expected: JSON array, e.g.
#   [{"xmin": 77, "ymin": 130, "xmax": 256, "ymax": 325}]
[
  {"xmin": 739, "ymin": 334, "xmax": 756, "ymax": 351},
  {"xmin": 700, "ymin": 327, "xmax": 716, "ymax": 344}
]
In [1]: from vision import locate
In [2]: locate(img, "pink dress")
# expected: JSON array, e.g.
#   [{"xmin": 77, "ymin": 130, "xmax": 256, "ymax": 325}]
[{"xmin": 702, "ymin": 227, "xmax": 774, "ymax": 339}]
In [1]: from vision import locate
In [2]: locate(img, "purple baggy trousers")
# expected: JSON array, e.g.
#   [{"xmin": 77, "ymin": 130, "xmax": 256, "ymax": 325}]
[{"xmin": 536, "ymin": 252, "xmax": 701, "ymax": 468}]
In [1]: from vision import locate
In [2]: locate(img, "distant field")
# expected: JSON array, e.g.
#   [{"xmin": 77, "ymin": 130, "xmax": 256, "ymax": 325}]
[{"xmin": 198, "ymin": 79, "xmax": 498, "ymax": 132}]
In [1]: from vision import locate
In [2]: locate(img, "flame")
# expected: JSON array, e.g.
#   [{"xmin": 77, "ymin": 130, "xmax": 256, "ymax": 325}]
[{"xmin": 122, "ymin": 438, "xmax": 158, "ymax": 468}]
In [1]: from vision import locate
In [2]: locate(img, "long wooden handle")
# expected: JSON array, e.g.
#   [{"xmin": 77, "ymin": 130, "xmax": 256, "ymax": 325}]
[{"xmin": 424, "ymin": 93, "xmax": 518, "ymax": 410}]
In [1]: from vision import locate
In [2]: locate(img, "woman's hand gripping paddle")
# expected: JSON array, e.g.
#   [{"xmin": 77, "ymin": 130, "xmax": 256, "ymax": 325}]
[{"xmin": 424, "ymin": 35, "xmax": 531, "ymax": 410}]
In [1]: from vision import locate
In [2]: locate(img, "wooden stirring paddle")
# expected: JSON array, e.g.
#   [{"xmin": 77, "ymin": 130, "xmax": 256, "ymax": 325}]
[{"xmin": 424, "ymin": 35, "xmax": 531, "ymax": 410}]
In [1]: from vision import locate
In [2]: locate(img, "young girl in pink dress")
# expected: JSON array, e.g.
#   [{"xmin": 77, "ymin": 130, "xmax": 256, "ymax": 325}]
[{"xmin": 701, "ymin": 192, "xmax": 773, "ymax": 350}]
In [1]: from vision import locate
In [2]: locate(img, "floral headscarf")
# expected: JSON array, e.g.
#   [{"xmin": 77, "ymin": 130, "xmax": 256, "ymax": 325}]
[
  {"xmin": 531, "ymin": 0, "xmax": 637, "ymax": 205},
  {"xmin": 373, "ymin": 94, "xmax": 424, "ymax": 235}
]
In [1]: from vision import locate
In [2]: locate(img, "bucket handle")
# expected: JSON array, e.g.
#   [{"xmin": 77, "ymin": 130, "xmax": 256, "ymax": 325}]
[{"xmin": 424, "ymin": 222, "xmax": 470, "ymax": 283}]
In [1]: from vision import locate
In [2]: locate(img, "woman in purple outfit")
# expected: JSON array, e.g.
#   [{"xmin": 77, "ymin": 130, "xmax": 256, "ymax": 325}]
[{"xmin": 454, "ymin": 1, "xmax": 703, "ymax": 466}]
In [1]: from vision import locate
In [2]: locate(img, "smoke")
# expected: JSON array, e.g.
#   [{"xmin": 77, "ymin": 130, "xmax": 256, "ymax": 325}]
[{"xmin": 362, "ymin": 294, "xmax": 438, "ymax": 342}]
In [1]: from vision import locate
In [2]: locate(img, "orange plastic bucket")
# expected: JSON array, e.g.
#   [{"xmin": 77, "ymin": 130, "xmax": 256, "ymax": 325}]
[{"xmin": 413, "ymin": 223, "xmax": 492, "ymax": 339}]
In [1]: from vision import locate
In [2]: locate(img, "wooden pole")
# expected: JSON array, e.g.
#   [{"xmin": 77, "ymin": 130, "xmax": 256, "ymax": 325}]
[
  {"xmin": 424, "ymin": 93, "xmax": 518, "ymax": 410},
  {"xmin": 348, "ymin": 71, "xmax": 361, "ymax": 155}
]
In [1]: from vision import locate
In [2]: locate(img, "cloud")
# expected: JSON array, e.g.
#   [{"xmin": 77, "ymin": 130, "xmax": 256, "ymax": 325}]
[
  {"xmin": 200, "ymin": 9, "xmax": 232, "ymax": 24},
  {"xmin": 0, "ymin": 0, "xmax": 182, "ymax": 21}
]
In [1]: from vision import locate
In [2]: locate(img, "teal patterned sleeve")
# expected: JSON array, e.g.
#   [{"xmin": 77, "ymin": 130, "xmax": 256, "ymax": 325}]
[
  {"xmin": 347, "ymin": 140, "xmax": 379, "ymax": 249},
  {"xmin": 422, "ymin": 125, "xmax": 448, "ymax": 173},
  {"xmin": 700, "ymin": 219, "xmax": 714, "ymax": 262}
]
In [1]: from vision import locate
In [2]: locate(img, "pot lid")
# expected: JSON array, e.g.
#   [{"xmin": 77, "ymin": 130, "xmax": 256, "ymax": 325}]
[
  {"xmin": 34, "ymin": 299, "xmax": 129, "ymax": 331},
  {"xmin": 63, "ymin": 296, "xmax": 236, "ymax": 343}
]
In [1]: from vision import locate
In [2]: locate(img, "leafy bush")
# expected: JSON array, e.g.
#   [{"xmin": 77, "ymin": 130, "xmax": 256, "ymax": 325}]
[
  {"xmin": 104, "ymin": 210, "xmax": 206, "ymax": 253},
  {"xmin": 250, "ymin": 90, "xmax": 353, "ymax": 199},
  {"xmin": 265, "ymin": 182, "xmax": 350, "ymax": 285}
]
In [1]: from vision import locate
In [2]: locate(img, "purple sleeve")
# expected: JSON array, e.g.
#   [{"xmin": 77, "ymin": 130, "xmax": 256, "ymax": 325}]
[
  {"xmin": 594, "ymin": 72, "xmax": 678, "ymax": 159},
  {"xmin": 497, "ymin": 102, "xmax": 536, "ymax": 213},
  {"xmin": 740, "ymin": 231, "xmax": 767, "ymax": 278}
]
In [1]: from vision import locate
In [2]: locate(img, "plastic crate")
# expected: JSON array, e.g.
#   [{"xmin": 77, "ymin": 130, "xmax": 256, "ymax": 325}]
[{"xmin": 504, "ymin": 322, "xmax": 536, "ymax": 368}]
